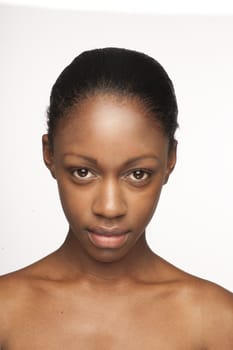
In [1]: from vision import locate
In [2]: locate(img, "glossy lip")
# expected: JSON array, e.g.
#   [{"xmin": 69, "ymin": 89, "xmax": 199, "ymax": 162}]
[
  {"xmin": 86, "ymin": 226, "xmax": 130, "ymax": 249},
  {"xmin": 86, "ymin": 225, "xmax": 129, "ymax": 236}
]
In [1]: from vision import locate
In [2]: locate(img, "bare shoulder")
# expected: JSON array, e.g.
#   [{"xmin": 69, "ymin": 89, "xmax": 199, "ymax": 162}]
[
  {"xmin": 0, "ymin": 268, "xmax": 34, "ymax": 311},
  {"xmin": 184, "ymin": 277, "xmax": 233, "ymax": 349},
  {"xmin": 155, "ymin": 257, "xmax": 233, "ymax": 348},
  {"xmin": 196, "ymin": 278, "xmax": 233, "ymax": 349},
  {"xmin": 0, "ymin": 253, "xmax": 59, "ymax": 342},
  {"xmin": 189, "ymin": 276, "xmax": 232, "ymax": 346},
  {"xmin": 0, "ymin": 260, "xmax": 48, "ymax": 312},
  {"xmin": 0, "ymin": 269, "xmax": 33, "ymax": 346}
]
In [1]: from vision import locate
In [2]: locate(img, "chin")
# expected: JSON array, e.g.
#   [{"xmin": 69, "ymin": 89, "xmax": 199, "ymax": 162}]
[{"xmin": 88, "ymin": 248, "xmax": 130, "ymax": 264}]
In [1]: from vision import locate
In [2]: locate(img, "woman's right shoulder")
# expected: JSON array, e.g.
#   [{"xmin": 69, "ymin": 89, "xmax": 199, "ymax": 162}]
[
  {"xmin": 0, "ymin": 268, "xmax": 36, "ymax": 314},
  {"xmin": 0, "ymin": 270, "xmax": 27, "ymax": 306},
  {"xmin": 0, "ymin": 260, "xmax": 54, "ymax": 347},
  {"xmin": 0, "ymin": 259, "xmax": 52, "ymax": 325},
  {"xmin": 0, "ymin": 271, "xmax": 30, "ymax": 347}
]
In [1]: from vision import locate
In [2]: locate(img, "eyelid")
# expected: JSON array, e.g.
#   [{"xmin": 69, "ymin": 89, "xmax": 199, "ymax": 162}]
[{"xmin": 125, "ymin": 167, "xmax": 153, "ymax": 175}]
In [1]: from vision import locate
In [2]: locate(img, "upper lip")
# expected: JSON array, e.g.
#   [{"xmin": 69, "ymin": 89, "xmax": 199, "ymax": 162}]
[{"xmin": 87, "ymin": 226, "xmax": 129, "ymax": 236}]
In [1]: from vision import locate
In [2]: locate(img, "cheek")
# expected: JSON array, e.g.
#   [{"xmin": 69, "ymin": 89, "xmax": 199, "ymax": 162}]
[
  {"xmin": 128, "ymin": 185, "xmax": 163, "ymax": 230},
  {"xmin": 56, "ymin": 181, "xmax": 88, "ymax": 225}
]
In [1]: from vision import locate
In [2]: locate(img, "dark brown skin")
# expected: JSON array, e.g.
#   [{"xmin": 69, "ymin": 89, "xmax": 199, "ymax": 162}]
[{"xmin": 0, "ymin": 94, "xmax": 232, "ymax": 349}]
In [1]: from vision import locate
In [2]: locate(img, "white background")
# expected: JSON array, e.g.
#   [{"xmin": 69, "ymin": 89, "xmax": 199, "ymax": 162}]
[
  {"xmin": 0, "ymin": 2, "xmax": 232, "ymax": 291},
  {"xmin": 1, "ymin": 0, "xmax": 233, "ymax": 13}
]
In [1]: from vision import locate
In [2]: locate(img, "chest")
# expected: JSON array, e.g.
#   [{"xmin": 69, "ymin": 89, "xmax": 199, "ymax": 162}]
[{"xmin": 4, "ymin": 291, "xmax": 201, "ymax": 349}]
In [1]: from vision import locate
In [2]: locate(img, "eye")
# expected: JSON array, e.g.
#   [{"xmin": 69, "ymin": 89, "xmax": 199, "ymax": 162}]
[
  {"xmin": 128, "ymin": 170, "xmax": 150, "ymax": 182},
  {"xmin": 72, "ymin": 168, "xmax": 95, "ymax": 180}
]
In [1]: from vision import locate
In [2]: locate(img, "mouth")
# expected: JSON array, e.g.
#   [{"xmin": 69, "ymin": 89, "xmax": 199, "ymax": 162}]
[{"xmin": 86, "ymin": 226, "xmax": 130, "ymax": 249}]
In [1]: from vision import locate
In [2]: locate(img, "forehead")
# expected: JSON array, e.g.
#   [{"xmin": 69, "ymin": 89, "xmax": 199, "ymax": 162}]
[{"xmin": 53, "ymin": 94, "xmax": 169, "ymax": 162}]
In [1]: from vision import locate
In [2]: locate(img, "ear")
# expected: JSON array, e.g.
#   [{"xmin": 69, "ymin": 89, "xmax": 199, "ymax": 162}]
[
  {"xmin": 163, "ymin": 140, "xmax": 177, "ymax": 185},
  {"xmin": 42, "ymin": 134, "xmax": 56, "ymax": 179}
]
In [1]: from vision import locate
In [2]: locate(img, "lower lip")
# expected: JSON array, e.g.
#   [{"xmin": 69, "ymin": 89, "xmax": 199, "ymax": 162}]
[{"xmin": 87, "ymin": 232, "xmax": 129, "ymax": 249}]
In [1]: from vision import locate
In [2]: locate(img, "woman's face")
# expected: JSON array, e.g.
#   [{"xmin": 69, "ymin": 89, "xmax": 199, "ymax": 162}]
[{"xmin": 43, "ymin": 94, "xmax": 176, "ymax": 263}]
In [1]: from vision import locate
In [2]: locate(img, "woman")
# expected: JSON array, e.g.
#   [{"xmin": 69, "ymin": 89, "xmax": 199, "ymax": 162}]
[{"xmin": 0, "ymin": 48, "xmax": 232, "ymax": 349}]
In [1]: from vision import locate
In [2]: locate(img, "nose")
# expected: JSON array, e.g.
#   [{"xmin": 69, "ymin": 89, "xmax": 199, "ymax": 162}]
[{"xmin": 92, "ymin": 178, "xmax": 127, "ymax": 219}]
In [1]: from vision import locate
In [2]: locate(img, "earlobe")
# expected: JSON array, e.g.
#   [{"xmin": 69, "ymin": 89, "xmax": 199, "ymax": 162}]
[
  {"xmin": 163, "ymin": 141, "xmax": 177, "ymax": 185},
  {"xmin": 42, "ymin": 134, "xmax": 56, "ymax": 179}
]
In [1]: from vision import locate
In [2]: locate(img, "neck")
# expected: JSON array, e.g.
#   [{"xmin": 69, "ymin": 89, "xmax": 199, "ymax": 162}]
[{"xmin": 57, "ymin": 229, "xmax": 157, "ymax": 284}]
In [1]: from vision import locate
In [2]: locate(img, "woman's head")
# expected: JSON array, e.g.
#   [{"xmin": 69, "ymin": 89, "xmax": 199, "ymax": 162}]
[
  {"xmin": 47, "ymin": 47, "xmax": 178, "ymax": 151},
  {"xmin": 43, "ymin": 48, "xmax": 178, "ymax": 263}
]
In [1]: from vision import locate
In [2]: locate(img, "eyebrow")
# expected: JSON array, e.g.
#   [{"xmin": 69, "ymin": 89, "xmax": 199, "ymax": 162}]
[
  {"xmin": 63, "ymin": 153, "xmax": 98, "ymax": 165},
  {"xmin": 63, "ymin": 153, "xmax": 159, "ymax": 166},
  {"xmin": 123, "ymin": 155, "xmax": 159, "ymax": 166}
]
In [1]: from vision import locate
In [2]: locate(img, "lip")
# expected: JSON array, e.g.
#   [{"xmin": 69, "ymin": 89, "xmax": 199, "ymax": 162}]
[
  {"xmin": 87, "ymin": 226, "xmax": 129, "ymax": 236},
  {"xmin": 86, "ymin": 226, "xmax": 130, "ymax": 249}
]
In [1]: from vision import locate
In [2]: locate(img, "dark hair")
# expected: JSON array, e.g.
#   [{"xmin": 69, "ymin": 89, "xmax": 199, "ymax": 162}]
[{"xmin": 47, "ymin": 47, "xmax": 178, "ymax": 149}]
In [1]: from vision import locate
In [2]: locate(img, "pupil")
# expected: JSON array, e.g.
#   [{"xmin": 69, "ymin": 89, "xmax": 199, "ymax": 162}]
[
  {"xmin": 134, "ymin": 170, "xmax": 143, "ymax": 179},
  {"xmin": 78, "ymin": 169, "xmax": 88, "ymax": 177}
]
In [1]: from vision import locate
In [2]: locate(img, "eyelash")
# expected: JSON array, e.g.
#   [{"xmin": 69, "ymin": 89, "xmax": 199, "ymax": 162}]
[{"xmin": 71, "ymin": 168, "xmax": 152, "ymax": 184}]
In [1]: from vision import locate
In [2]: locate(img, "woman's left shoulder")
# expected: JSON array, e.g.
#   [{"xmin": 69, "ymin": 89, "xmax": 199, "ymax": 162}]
[
  {"xmin": 185, "ymin": 276, "xmax": 233, "ymax": 348},
  {"xmin": 189, "ymin": 276, "xmax": 233, "ymax": 310},
  {"xmin": 176, "ymin": 271, "xmax": 233, "ymax": 316}
]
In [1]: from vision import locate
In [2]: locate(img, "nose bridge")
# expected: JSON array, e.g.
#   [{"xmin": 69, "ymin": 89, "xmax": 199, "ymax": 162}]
[{"xmin": 92, "ymin": 176, "xmax": 127, "ymax": 218}]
